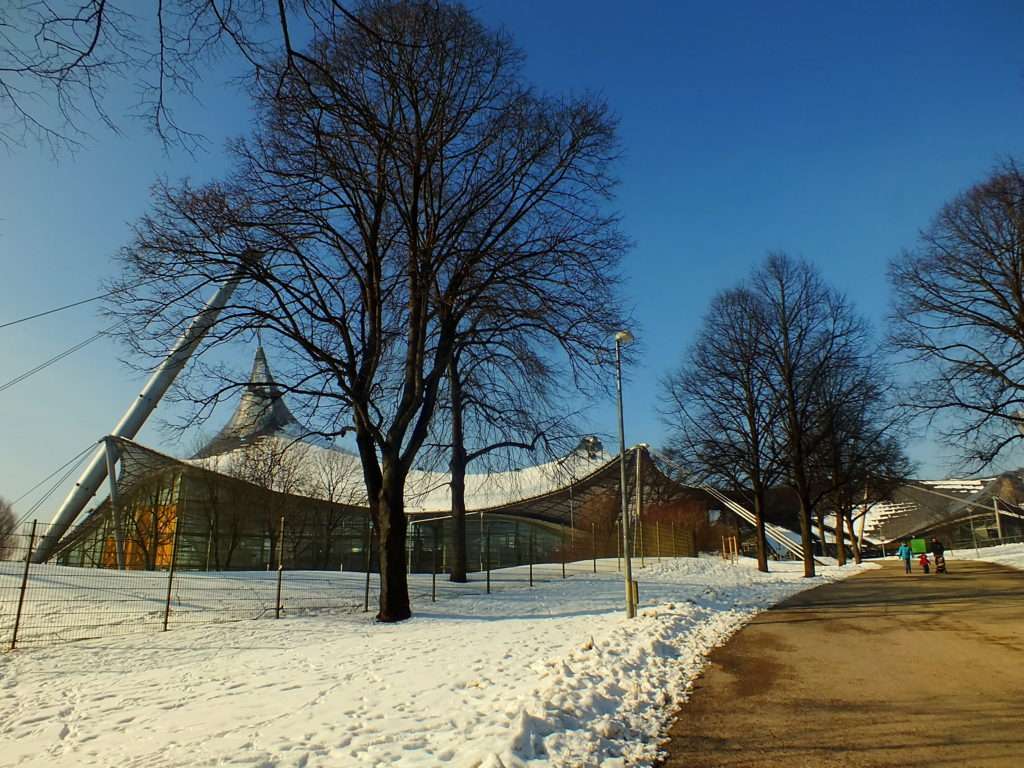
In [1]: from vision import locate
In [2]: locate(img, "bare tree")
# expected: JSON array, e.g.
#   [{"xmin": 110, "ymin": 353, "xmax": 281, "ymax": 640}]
[
  {"xmin": 441, "ymin": 340, "xmax": 580, "ymax": 582},
  {"xmin": 109, "ymin": 2, "xmax": 624, "ymax": 620},
  {"xmin": 302, "ymin": 447, "xmax": 364, "ymax": 568},
  {"xmin": 437, "ymin": 268, "xmax": 622, "ymax": 582},
  {"xmin": 810, "ymin": 357, "xmax": 912, "ymax": 565},
  {"xmin": 0, "ymin": 496, "xmax": 16, "ymax": 560},
  {"xmin": 227, "ymin": 437, "xmax": 305, "ymax": 567},
  {"xmin": 889, "ymin": 158, "xmax": 1024, "ymax": 470},
  {"xmin": 753, "ymin": 253, "xmax": 871, "ymax": 577},
  {"xmin": 660, "ymin": 287, "xmax": 780, "ymax": 572}
]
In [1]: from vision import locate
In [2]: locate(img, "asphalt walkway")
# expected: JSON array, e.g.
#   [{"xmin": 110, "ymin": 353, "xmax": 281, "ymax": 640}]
[{"xmin": 661, "ymin": 559, "xmax": 1024, "ymax": 767}]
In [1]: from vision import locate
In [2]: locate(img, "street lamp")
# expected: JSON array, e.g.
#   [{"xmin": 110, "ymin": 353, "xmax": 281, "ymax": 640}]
[{"xmin": 614, "ymin": 329, "xmax": 636, "ymax": 619}]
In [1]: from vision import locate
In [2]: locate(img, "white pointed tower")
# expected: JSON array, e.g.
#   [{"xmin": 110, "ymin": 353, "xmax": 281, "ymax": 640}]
[{"xmin": 193, "ymin": 347, "xmax": 316, "ymax": 458}]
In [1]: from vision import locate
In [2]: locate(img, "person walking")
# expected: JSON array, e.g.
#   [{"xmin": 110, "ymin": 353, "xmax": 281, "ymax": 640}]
[
  {"xmin": 930, "ymin": 537, "xmax": 947, "ymax": 573},
  {"xmin": 897, "ymin": 541, "xmax": 913, "ymax": 574}
]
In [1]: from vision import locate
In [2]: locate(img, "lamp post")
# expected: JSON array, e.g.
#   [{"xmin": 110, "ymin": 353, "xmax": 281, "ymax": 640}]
[{"xmin": 614, "ymin": 329, "xmax": 636, "ymax": 619}]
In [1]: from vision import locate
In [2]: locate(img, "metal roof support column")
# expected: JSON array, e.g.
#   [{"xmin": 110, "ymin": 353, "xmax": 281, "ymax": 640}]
[
  {"xmin": 103, "ymin": 437, "xmax": 125, "ymax": 570},
  {"xmin": 33, "ymin": 268, "xmax": 247, "ymax": 562}
]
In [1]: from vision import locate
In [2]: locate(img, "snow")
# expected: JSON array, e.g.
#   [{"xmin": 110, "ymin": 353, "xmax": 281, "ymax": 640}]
[
  {"xmin": 1, "ymin": 556, "xmax": 873, "ymax": 767},
  {"xmin": 949, "ymin": 542, "xmax": 1024, "ymax": 571}
]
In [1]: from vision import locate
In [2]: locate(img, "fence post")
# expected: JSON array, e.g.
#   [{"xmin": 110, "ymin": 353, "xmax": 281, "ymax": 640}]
[
  {"xmin": 432, "ymin": 526, "xmax": 438, "ymax": 603},
  {"xmin": 275, "ymin": 515, "xmax": 284, "ymax": 619},
  {"xmin": 671, "ymin": 521, "xmax": 677, "ymax": 557},
  {"xmin": 205, "ymin": 522, "xmax": 214, "ymax": 571},
  {"xmin": 10, "ymin": 520, "xmax": 38, "ymax": 651},
  {"xmin": 616, "ymin": 519, "xmax": 621, "ymax": 572},
  {"xmin": 363, "ymin": 515, "xmax": 372, "ymax": 612},
  {"xmin": 591, "ymin": 522, "xmax": 597, "ymax": 574},
  {"xmin": 485, "ymin": 524, "xmax": 491, "ymax": 594},
  {"xmin": 657, "ymin": 520, "xmax": 662, "ymax": 562},
  {"xmin": 639, "ymin": 520, "xmax": 645, "ymax": 569},
  {"xmin": 163, "ymin": 519, "xmax": 182, "ymax": 632},
  {"xmin": 529, "ymin": 529, "xmax": 534, "ymax": 587},
  {"xmin": 561, "ymin": 528, "xmax": 566, "ymax": 579}
]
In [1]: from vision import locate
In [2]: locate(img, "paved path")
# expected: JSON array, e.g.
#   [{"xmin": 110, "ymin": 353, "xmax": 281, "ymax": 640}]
[{"xmin": 661, "ymin": 559, "xmax": 1024, "ymax": 767}]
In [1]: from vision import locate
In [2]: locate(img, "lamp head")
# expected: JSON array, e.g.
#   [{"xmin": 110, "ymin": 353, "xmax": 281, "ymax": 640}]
[{"xmin": 614, "ymin": 330, "xmax": 634, "ymax": 345}]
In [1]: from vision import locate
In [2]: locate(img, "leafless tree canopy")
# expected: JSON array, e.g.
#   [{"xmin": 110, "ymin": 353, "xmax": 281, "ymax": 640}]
[
  {"xmin": 815, "ymin": 374, "xmax": 912, "ymax": 565},
  {"xmin": 109, "ymin": 1, "xmax": 625, "ymax": 620},
  {"xmin": 662, "ymin": 253, "xmax": 908, "ymax": 576},
  {"xmin": 754, "ymin": 253, "xmax": 877, "ymax": 576},
  {"xmin": 0, "ymin": 496, "xmax": 16, "ymax": 559},
  {"xmin": 660, "ymin": 287, "xmax": 780, "ymax": 572},
  {"xmin": 889, "ymin": 159, "xmax": 1024, "ymax": 469},
  {"xmin": 0, "ymin": 0, "xmax": 378, "ymax": 152},
  {"xmin": 437, "ymin": 320, "xmax": 608, "ymax": 582}
]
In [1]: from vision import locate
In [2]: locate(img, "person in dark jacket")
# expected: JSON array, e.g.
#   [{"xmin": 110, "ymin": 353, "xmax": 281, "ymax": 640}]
[{"xmin": 930, "ymin": 537, "xmax": 947, "ymax": 573}]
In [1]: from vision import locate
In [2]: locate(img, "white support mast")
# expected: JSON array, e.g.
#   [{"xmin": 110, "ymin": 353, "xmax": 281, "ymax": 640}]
[{"xmin": 32, "ymin": 272, "xmax": 245, "ymax": 563}]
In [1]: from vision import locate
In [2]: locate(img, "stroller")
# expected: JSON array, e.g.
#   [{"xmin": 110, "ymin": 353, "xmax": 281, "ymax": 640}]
[{"xmin": 934, "ymin": 553, "xmax": 947, "ymax": 574}]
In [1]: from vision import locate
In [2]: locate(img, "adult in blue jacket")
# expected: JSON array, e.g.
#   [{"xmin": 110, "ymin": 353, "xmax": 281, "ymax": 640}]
[{"xmin": 896, "ymin": 541, "xmax": 913, "ymax": 574}]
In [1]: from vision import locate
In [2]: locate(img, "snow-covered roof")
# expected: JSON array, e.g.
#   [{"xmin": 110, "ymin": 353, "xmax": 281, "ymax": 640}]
[
  {"xmin": 853, "ymin": 475, "xmax": 1024, "ymax": 542},
  {"xmin": 188, "ymin": 434, "xmax": 611, "ymax": 514},
  {"xmin": 179, "ymin": 346, "xmax": 616, "ymax": 513},
  {"xmin": 919, "ymin": 478, "xmax": 991, "ymax": 493}
]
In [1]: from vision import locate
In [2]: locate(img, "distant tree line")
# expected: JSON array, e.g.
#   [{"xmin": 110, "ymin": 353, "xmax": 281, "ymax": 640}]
[
  {"xmin": 660, "ymin": 253, "xmax": 911, "ymax": 577},
  {"xmin": 661, "ymin": 156, "xmax": 1024, "ymax": 575}
]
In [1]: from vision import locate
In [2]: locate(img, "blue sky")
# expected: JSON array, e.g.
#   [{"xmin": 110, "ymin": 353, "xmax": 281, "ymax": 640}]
[{"xmin": 2, "ymin": 1, "xmax": 1024, "ymax": 517}]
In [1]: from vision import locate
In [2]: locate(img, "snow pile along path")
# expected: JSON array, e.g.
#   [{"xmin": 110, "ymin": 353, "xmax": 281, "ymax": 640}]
[
  {"xmin": 0, "ymin": 557, "xmax": 873, "ymax": 768},
  {"xmin": 950, "ymin": 542, "xmax": 1024, "ymax": 571}
]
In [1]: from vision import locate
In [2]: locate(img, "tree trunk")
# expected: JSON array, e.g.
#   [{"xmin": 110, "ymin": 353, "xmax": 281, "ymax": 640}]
[
  {"xmin": 753, "ymin": 489, "xmax": 769, "ymax": 573},
  {"xmin": 816, "ymin": 510, "xmax": 828, "ymax": 559},
  {"xmin": 376, "ymin": 465, "xmax": 412, "ymax": 622},
  {"xmin": 846, "ymin": 511, "xmax": 862, "ymax": 564},
  {"xmin": 448, "ymin": 357, "xmax": 468, "ymax": 582},
  {"xmin": 835, "ymin": 508, "xmax": 847, "ymax": 566},
  {"xmin": 796, "ymin": 492, "xmax": 816, "ymax": 578}
]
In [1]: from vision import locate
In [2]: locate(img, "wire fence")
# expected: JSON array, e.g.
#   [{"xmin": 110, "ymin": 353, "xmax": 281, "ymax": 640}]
[{"xmin": 0, "ymin": 517, "xmax": 697, "ymax": 650}]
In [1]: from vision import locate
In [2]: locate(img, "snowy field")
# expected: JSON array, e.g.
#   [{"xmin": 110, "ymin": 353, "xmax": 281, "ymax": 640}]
[
  {"xmin": 0, "ymin": 562, "xmax": 376, "ymax": 648},
  {"xmin": 949, "ymin": 541, "xmax": 1024, "ymax": 571},
  {"xmin": 1, "ymin": 556, "xmax": 873, "ymax": 768}
]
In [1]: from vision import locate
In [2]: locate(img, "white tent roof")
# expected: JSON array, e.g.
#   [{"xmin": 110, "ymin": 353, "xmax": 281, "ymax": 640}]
[{"xmin": 188, "ymin": 434, "xmax": 612, "ymax": 514}]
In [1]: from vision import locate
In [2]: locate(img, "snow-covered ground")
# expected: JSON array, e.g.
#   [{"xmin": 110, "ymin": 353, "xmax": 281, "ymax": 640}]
[
  {"xmin": 949, "ymin": 542, "xmax": 1024, "ymax": 571},
  {"xmin": 1, "ymin": 556, "xmax": 873, "ymax": 768}
]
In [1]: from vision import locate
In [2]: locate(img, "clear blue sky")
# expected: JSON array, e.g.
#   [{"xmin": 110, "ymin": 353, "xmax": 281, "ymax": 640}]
[{"xmin": 2, "ymin": 0, "xmax": 1024, "ymax": 518}]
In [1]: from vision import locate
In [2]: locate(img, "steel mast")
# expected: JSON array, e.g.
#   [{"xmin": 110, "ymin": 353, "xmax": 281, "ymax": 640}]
[{"xmin": 32, "ymin": 271, "xmax": 246, "ymax": 562}]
